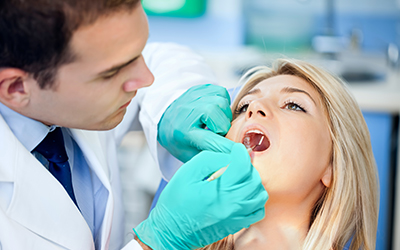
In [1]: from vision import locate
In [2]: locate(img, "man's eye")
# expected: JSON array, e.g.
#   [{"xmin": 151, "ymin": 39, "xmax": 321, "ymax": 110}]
[
  {"xmin": 234, "ymin": 103, "xmax": 249, "ymax": 114},
  {"xmin": 102, "ymin": 71, "xmax": 119, "ymax": 80}
]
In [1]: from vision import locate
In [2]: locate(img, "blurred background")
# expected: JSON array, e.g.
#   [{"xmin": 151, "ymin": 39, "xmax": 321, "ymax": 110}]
[{"xmin": 118, "ymin": 0, "xmax": 400, "ymax": 248}]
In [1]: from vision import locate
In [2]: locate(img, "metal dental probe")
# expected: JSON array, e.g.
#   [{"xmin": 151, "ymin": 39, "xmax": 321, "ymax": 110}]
[{"xmin": 205, "ymin": 146, "xmax": 255, "ymax": 182}]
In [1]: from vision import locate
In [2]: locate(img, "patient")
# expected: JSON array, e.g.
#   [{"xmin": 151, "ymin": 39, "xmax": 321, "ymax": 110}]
[{"xmin": 200, "ymin": 59, "xmax": 379, "ymax": 250}]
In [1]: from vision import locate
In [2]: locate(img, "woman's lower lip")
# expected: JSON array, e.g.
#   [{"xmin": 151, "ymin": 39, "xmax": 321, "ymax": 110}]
[{"xmin": 119, "ymin": 100, "xmax": 131, "ymax": 109}]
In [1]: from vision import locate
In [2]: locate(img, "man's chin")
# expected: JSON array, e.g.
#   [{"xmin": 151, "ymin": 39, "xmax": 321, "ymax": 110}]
[
  {"xmin": 70, "ymin": 112, "xmax": 126, "ymax": 131},
  {"xmin": 43, "ymin": 108, "xmax": 127, "ymax": 131},
  {"xmin": 88, "ymin": 118, "xmax": 124, "ymax": 131},
  {"xmin": 75, "ymin": 122, "xmax": 121, "ymax": 131},
  {"xmin": 96, "ymin": 110, "xmax": 126, "ymax": 131}
]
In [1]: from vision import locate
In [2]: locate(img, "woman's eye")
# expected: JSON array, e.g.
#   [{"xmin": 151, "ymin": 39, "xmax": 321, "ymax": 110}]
[
  {"xmin": 285, "ymin": 102, "xmax": 306, "ymax": 112},
  {"xmin": 235, "ymin": 103, "xmax": 249, "ymax": 114}
]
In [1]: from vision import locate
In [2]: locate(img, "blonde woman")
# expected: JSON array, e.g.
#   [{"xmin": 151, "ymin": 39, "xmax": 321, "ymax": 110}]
[{"xmin": 200, "ymin": 59, "xmax": 379, "ymax": 250}]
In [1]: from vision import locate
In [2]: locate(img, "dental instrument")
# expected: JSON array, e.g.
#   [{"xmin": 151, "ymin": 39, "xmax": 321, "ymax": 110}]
[{"xmin": 204, "ymin": 146, "xmax": 254, "ymax": 182}]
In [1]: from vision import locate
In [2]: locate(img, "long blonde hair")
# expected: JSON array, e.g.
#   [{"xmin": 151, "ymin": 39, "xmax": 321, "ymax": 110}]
[{"xmin": 201, "ymin": 59, "xmax": 379, "ymax": 250}]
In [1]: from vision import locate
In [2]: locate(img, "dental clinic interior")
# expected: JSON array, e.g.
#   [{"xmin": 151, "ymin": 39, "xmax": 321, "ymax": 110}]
[{"xmin": 116, "ymin": 0, "xmax": 400, "ymax": 249}]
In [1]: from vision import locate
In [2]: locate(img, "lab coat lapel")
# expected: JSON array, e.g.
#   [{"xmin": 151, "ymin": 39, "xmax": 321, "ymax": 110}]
[
  {"xmin": 70, "ymin": 129, "xmax": 110, "ymax": 181},
  {"xmin": 69, "ymin": 129, "xmax": 114, "ymax": 250},
  {"xmin": 0, "ymin": 116, "xmax": 94, "ymax": 250}
]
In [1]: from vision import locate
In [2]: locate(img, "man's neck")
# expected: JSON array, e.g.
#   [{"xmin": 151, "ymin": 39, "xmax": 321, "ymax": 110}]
[{"xmin": 0, "ymin": 101, "xmax": 50, "ymax": 151}]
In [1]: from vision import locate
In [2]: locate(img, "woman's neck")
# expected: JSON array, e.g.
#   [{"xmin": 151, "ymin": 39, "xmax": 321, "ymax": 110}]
[{"xmin": 234, "ymin": 199, "xmax": 314, "ymax": 250}]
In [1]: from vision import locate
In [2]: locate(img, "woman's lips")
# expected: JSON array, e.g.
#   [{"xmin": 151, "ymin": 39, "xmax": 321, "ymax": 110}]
[{"xmin": 242, "ymin": 129, "xmax": 271, "ymax": 152}]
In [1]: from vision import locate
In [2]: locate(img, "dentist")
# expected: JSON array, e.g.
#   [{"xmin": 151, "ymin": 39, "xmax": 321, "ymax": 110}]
[{"xmin": 0, "ymin": 1, "xmax": 268, "ymax": 249}]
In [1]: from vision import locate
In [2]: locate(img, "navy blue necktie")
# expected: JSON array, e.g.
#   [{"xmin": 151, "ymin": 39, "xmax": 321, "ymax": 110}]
[{"xmin": 33, "ymin": 127, "xmax": 78, "ymax": 207}]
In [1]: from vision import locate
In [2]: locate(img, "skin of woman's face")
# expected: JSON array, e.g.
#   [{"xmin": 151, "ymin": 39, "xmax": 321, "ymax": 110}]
[{"xmin": 226, "ymin": 74, "xmax": 332, "ymax": 205}]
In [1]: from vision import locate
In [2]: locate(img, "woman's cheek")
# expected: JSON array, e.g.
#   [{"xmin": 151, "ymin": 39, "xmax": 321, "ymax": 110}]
[
  {"xmin": 225, "ymin": 129, "xmax": 234, "ymax": 140},
  {"xmin": 225, "ymin": 126, "xmax": 240, "ymax": 142},
  {"xmin": 225, "ymin": 119, "xmax": 242, "ymax": 141}
]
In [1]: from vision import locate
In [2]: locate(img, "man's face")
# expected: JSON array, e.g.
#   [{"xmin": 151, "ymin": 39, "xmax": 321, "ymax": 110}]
[{"xmin": 25, "ymin": 5, "xmax": 154, "ymax": 130}]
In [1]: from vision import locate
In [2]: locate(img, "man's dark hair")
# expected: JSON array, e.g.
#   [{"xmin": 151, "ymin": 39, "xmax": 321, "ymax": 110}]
[{"xmin": 0, "ymin": 0, "xmax": 140, "ymax": 89}]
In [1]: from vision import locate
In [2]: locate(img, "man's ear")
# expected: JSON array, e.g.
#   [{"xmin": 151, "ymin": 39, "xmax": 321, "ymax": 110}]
[
  {"xmin": 0, "ymin": 68, "xmax": 31, "ymax": 109},
  {"xmin": 321, "ymin": 165, "xmax": 332, "ymax": 188}
]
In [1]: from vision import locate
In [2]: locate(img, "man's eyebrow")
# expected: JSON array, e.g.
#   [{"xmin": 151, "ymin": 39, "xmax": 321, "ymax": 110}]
[
  {"xmin": 97, "ymin": 55, "xmax": 140, "ymax": 77},
  {"xmin": 281, "ymin": 86, "xmax": 316, "ymax": 105}
]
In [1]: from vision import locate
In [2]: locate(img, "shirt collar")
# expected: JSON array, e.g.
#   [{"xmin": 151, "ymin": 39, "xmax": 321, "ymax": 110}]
[{"xmin": 0, "ymin": 102, "xmax": 55, "ymax": 152}]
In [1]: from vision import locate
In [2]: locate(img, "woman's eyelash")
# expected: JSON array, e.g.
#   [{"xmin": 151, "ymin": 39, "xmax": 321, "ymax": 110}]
[
  {"xmin": 234, "ymin": 101, "xmax": 250, "ymax": 114},
  {"xmin": 235, "ymin": 100, "xmax": 306, "ymax": 114},
  {"xmin": 284, "ymin": 100, "xmax": 306, "ymax": 112}
]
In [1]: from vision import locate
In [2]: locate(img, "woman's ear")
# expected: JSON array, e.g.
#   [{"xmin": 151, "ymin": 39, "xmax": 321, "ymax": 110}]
[
  {"xmin": 321, "ymin": 165, "xmax": 332, "ymax": 188},
  {"xmin": 0, "ymin": 68, "xmax": 31, "ymax": 109}
]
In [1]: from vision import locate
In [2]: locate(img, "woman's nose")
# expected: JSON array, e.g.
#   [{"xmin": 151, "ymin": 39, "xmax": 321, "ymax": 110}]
[{"xmin": 246, "ymin": 101, "xmax": 270, "ymax": 120}]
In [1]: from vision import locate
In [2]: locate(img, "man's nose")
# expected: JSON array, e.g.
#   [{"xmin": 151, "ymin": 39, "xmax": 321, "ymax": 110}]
[{"xmin": 123, "ymin": 57, "xmax": 154, "ymax": 92}]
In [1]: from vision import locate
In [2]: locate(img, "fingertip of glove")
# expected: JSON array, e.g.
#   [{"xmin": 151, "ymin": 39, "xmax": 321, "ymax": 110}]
[
  {"xmin": 252, "ymin": 207, "xmax": 266, "ymax": 223},
  {"xmin": 203, "ymin": 84, "xmax": 231, "ymax": 102},
  {"xmin": 220, "ymin": 87, "xmax": 231, "ymax": 104},
  {"xmin": 258, "ymin": 187, "xmax": 269, "ymax": 204},
  {"xmin": 231, "ymin": 143, "xmax": 250, "ymax": 157}
]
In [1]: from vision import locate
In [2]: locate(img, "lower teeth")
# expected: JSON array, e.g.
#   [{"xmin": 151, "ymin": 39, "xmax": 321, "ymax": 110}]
[{"xmin": 243, "ymin": 136, "xmax": 251, "ymax": 148}]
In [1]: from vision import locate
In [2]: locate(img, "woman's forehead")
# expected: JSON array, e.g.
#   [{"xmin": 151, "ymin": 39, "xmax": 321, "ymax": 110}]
[
  {"xmin": 258, "ymin": 74, "xmax": 307, "ymax": 87},
  {"xmin": 248, "ymin": 75, "xmax": 320, "ymax": 98}
]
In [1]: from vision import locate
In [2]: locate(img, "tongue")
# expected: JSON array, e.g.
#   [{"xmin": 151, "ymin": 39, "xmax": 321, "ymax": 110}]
[{"xmin": 243, "ymin": 133, "xmax": 270, "ymax": 152}]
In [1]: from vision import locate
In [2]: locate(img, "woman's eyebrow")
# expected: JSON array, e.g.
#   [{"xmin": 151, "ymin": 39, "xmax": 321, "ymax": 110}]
[
  {"xmin": 241, "ymin": 88, "xmax": 261, "ymax": 99},
  {"xmin": 281, "ymin": 86, "xmax": 316, "ymax": 105}
]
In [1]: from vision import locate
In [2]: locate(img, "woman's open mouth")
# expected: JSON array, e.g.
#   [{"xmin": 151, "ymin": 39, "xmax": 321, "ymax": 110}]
[{"xmin": 242, "ymin": 129, "xmax": 270, "ymax": 152}]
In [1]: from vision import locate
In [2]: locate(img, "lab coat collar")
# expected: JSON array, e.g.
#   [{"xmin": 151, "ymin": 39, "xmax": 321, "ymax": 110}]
[
  {"xmin": 0, "ymin": 102, "xmax": 49, "ymax": 152},
  {"xmin": 0, "ymin": 114, "xmax": 94, "ymax": 249}
]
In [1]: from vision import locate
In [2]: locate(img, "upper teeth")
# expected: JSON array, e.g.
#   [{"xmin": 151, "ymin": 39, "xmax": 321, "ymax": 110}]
[{"xmin": 246, "ymin": 129, "xmax": 264, "ymax": 135}]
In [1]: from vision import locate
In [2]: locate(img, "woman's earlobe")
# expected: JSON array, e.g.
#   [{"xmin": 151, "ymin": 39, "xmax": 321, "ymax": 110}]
[
  {"xmin": 321, "ymin": 165, "xmax": 332, "ymax": 188},
  {"xmin": 0, "ymin": 68, "xmax": 30, "ymax": 108}
]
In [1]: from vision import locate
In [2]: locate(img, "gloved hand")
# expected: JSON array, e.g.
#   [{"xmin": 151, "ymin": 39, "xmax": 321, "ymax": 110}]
[
  {"xmin": 158, "ymin": 84, "xmax": 235, "ymax": 163},
  {"xmin": 134, "ymin": 143, "xmax": 268, "ymax": 250}
]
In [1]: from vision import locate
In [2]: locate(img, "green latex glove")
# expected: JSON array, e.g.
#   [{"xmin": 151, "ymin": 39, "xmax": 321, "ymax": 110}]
[
  {"xmin": 158, "ymin": 84, "xmax": 235, "ymax": 163},
  {"xmin": 134, "ymin": 143, "xmax": 268, "ymax": 250}
]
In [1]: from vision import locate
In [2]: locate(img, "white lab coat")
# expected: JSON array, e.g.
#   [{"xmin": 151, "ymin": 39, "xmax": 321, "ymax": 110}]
[{"xmin": 0, "ymin": 43, "xmax": 217, "ymax": 250}]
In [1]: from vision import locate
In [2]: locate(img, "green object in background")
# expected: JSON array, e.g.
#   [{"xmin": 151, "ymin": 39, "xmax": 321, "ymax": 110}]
[
  {"xmin": 143, "ymin": 0, "xmax": 206, "ymax": 17},
  {"xmin": 244, "ymin": 9, "xmax": 314, "ymax": 53}
]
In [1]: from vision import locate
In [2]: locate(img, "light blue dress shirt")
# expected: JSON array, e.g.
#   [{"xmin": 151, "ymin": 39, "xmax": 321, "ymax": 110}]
[{"xmin": 0, "ymin": 102, "xmax": 108, "ymax": 247}]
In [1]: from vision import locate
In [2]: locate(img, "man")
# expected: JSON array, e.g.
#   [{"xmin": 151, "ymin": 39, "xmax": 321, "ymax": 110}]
[{"xmin": 0, "ymin": 0, "xmax": 268, "ymax": 249}]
